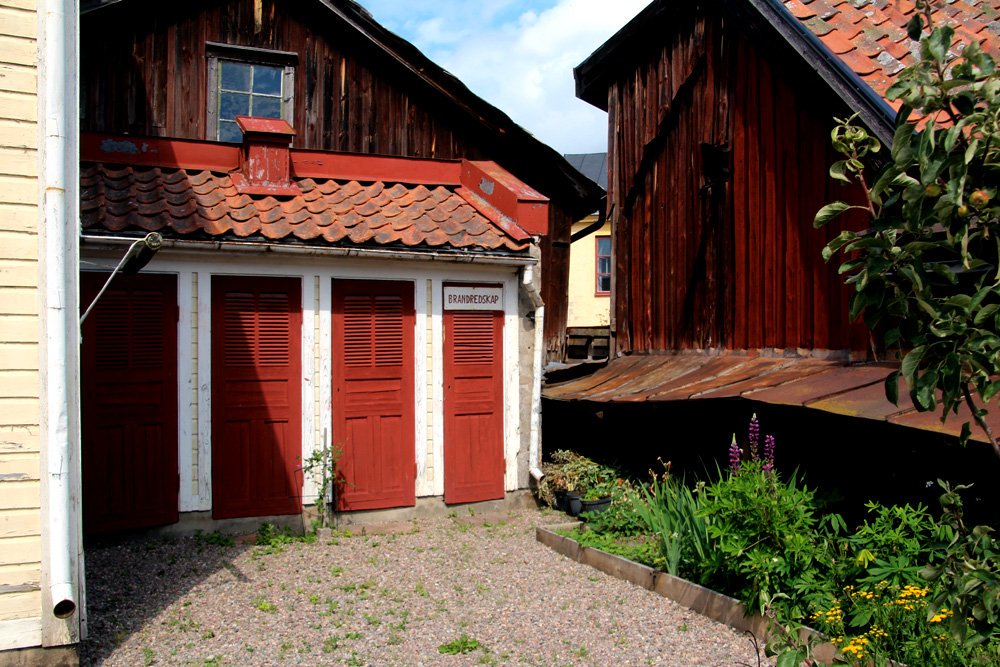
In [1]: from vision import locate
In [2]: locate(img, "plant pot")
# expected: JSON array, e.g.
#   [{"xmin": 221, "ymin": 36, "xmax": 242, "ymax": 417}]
[
  {"xmin": 580, "ymin": 496, "xmax": 612, "ymax": 515},
  {"xmin": 565, "ymin": 492, "xmax": 583, "ymax": 517},
  {"xmin": 554, "ymin": 489, "xmax": 569, "ymax": 512}
]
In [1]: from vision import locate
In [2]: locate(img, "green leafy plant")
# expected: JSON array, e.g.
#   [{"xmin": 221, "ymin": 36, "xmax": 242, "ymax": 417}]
[
  {"xmin": 698, "ymin": 432, "xmax": 832, "ymax": 621},
  {"xmin": 300, "ymin": 437, "xmax": 345, "ymax": 529},
  {"xmin": 816, "ymin": 1, "xmax": 1000, "ymax": 457},
  {"xmin": 628, "ymin": 461, "xmax": 714, "ymax": 580},
  {"xmin": 921, "ymin": 480, "xmax": 1000, "ymax": 652},
  {"xmin": 438, "ymin": 634, "xmax": 483, "ymax": 655}
]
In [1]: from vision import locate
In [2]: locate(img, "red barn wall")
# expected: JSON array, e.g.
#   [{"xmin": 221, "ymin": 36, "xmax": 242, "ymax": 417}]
[{"xmin": 605, "ymin": 12, "xmax": 868, "ymax": 355}]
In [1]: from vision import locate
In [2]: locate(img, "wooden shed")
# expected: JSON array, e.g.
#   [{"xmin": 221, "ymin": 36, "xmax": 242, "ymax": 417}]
[
  {"xmin": 77, "ymin": 0, "xmax": 600, "ymax": 535},
  {"xmin": 547, "ymin": 0, "xmax": 1000, "ymax": 444},
  {"xmin": 80, "ymin": 0, "xmax": 601, "ymax": 362}
]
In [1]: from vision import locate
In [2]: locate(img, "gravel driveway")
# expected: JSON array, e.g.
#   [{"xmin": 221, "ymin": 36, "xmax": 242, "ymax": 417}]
[{"xmin": 81, "ymin": 508, "xmax": 768, "ymax": 666}]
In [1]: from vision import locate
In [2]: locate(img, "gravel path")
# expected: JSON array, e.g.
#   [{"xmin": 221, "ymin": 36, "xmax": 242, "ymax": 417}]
[{"xmin": 81, "ymin": 509, "xmax": 769, "ymax": 666}]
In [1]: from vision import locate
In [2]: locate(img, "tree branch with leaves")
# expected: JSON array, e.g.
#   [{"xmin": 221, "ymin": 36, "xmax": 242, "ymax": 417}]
[{"xmin": 815, "ymin": 2, "xmax": 1000, "ymax": 458}]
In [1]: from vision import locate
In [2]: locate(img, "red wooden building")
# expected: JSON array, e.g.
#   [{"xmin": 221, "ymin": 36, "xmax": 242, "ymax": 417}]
[
  {"xmin": 77, "ymin": 0, "xmax": 600, "ymax": 533},
  {"xmin": 547, "ymin": 0, "xmax": 1000, "ymax": 444}
]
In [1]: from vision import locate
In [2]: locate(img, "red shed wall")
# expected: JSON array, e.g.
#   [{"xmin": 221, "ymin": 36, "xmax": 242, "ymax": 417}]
[{"xmin": 606, "ymin": 12, "xmax": 868, "ymax": 355}]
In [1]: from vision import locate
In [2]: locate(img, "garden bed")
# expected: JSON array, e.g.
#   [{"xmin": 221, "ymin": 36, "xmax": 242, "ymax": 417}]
[{"xmin": 536, "ymin": 524, "xmax": 771, "ymax": 639}]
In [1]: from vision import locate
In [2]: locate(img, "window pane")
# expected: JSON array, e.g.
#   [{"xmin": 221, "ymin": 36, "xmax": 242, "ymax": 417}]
[
  {"xmin": 251, "ymin": 94, "xmax": 281, "ymax": 118},
  {"xmin": 218, "ymin": 120, "xmax": 242, "ymax": 143},
  {"xmin": 598, "ymin": 257, "xmax": 610, "ymax": 274},
  {"xmin": 597, "ymin": 236, "xmax": 611, "ymax": 256},
  {"xmin": 598, "ymin": 275, "xmax": 611, "ymax": 293},
  {"xmin": 220, "ymin": 61, "xmax": 251, "ymax": 92},
  {"xmin": 252, "ymin": 65, "xmax": 282, "ymax": 95},
  {"xmin": 220, "ymin": 92, "xmax": 250, "ymax": 120}
]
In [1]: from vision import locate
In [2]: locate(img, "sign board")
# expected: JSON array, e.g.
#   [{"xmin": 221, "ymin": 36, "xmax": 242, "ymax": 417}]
[{"xmin": 444, "ymin": 286, "xmax": 503, "ymax": 311}]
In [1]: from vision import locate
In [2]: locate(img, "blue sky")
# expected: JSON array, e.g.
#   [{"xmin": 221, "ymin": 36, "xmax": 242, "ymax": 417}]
[{"xmin": 359, "ymin": 0, "xmax": 650, "ymax": 155}]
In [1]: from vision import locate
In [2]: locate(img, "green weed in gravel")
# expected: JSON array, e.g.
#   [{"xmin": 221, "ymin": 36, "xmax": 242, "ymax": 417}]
[{"xmin": 439, "ymin": 634, "xmax": 484, "ymax": 655}]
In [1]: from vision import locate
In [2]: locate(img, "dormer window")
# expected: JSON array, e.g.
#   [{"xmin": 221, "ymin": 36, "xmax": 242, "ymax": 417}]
[{"xmin": 206, "ymin": 42, "xmax": 296, "ymax": 143}]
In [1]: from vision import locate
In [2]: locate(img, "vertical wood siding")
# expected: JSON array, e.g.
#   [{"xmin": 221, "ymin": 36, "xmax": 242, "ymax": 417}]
[
  {"xmin": 606, "ymin": 12, "xmax": 867, "ymax": 355},
  {"xmin": 0, "ymin": 0, "xmax": 41, "ymax": 636},
  {"xmin": 80, "ymin": 0, "xmax": 575, "ymax": 359}
]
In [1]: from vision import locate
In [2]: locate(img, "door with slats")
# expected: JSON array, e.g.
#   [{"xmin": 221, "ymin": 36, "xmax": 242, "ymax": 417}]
[
  {"xmin": 212, "ymin": 277, "xmax": 302, "ymax": 519},
  {"xmin": 443, "ymin": 296, "xmax": 504, "ymax": 504},
  {"xmin": 333, "ymin": 280, "xmax": 415, "ymax": 510},
  {"xmin": 81, "ymin": 272, "xmax": 178, "ymax": 534}
]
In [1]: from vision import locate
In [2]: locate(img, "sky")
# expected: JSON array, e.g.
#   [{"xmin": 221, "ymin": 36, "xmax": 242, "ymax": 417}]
[{"xmin": 359, "ymin": 0, "xmax": 651, "ymax": 156}]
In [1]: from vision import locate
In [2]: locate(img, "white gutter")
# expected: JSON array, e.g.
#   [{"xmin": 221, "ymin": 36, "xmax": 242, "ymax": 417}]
[
  {"xmin": 80, "ymin": 235, "xmax": 536, "ymax": 267},
  {"xmin": 38, "ymin": 0, "xmax": 81, "ymax": 643},
  {"xmin": 522, "ymin": 262, "xmax": 545, "ymax": 479}
]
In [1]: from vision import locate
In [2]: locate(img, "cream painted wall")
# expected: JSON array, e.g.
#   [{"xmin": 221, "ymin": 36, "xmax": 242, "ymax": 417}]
[
  {"xmin": 0, "ymin": 0, "xmax": 43, "ymax": 650},
  {"xmin": 567, "ymin": 217, "xmax": 612, "ymax": 328}
]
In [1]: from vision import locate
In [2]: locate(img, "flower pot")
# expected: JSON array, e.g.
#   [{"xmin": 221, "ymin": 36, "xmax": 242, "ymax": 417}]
[
  {"xmin": 580, "ymin": 496, "xmax": 612, "ymax": 515},
  {"xmin": 554, "ymin": 489, "xmax": 569, "ymax": 512},
  {"xmin": 565, "ymin": 492, "xmax": 583, "ymax": 517}
]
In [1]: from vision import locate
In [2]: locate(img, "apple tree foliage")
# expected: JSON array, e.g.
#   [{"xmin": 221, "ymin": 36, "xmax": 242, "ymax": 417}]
[{"xmin": 815, "ymin": 4, "xmax": 1000, "ymax": 458}]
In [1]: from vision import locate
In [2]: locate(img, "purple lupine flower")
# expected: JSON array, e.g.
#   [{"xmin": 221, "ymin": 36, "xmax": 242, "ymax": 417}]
[
  {"xmin": 728, "ymin": 434, "xmax": 742, "ymax": 473},
  {"xmin": 763, "ymin": 434, "xmax": 776, "ymax": 473},
  {"xmin": 748, "ymin": 413, "xmax": 760, "ymax": 461}
]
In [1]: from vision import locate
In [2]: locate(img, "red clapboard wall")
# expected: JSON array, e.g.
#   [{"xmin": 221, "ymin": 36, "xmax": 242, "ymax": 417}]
[
  {"xmin": 443, "ymin": 301, "xmax": 504, "ymax": 504},
  {"xmin": 211, "ymin": 276, "xmax": 302, "ymax": 519},
  {"xmin": 332, "ymin": 280, "xmax": 415, "ymax": 511},
  {"xmin": 80, "ymin": 272, "xmax": 179, "ymax": 534}
]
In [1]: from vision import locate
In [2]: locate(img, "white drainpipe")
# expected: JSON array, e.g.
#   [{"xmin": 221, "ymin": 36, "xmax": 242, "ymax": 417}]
[
  {"xmin": 521, "ymin": 262, "xmax": 544, "ymax": 480},
  {"xmin": 38, "ymin": 0, "xmax": 81, "ymax": 641}
]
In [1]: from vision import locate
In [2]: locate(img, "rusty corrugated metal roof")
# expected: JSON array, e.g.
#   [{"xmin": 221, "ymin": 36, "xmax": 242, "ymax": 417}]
[{"xmin": 543, "ymin": 354, "xmax": 1000, "ymax": 444}]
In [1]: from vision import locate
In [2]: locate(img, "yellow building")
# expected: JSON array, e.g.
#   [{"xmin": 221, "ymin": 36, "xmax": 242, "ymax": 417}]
[
  {"xmin": 563, "ymin": 153, "xmax": 610, "ymax": 361},
  {"xmin": 0, "ymin": 0, "xmax": 82, "ymax": 662}
]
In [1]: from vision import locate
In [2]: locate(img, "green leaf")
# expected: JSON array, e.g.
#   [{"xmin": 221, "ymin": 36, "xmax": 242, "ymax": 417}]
[
  {"xmin": 965, "ymin": 137, "xmax": 980, "ymax": 166},
  {"xmin": 975, "ymin": 303, "xmax": 1000, "ymax": 325},
  {"xmin": 775, "ymin": 651, "xmax": 805, "ymax": 667},
  {"xmin": 906, "ymin": 14, "xmax": 923, "ymax": 41},
  {"xmin": 885, "ymin": 369, "xmax": 900, "ymax": 405},
  {"xmin": 814, "ymin": 201, "xmax": 852, "ymax": 227},
  {"xmin": 829, "ymin": 160, "xmax": 852, "ymax": 184},
  {"xmin": 902, "ymin": 345, "xmax": 926, "ymax": 384}
]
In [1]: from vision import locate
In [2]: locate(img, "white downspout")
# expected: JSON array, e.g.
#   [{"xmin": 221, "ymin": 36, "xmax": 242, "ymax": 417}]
[
  {"xmin": 522, "ymin": 263, "xmax": 544, "ymax": 480},
  {"xmin": 38, "ymin": 0, "xmax": 81, "ymax": 643}
]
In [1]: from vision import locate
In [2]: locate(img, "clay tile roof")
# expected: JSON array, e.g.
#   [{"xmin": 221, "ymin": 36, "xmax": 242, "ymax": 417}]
[
  {"xmin": 80, "ymin": 164, "xmax": 529, "ymax": 253},
  {"xmin": 789, "ymin": 0, "xmax": 1000, "ymax": 103}
]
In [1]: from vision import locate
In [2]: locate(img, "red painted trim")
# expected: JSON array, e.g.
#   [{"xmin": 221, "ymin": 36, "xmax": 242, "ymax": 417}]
[
  {"xmin": 235, "ymin": 116, "xmax": 295, "ymax": 136},
  {"xmin": 595, "ymin": 235, "xmax": 611, "ymax": 296},
  {"xmin": 81, "ymin": 133, "xmax": 240, "ymax": 171},
  {"xmin": 460, "ymin": 160, "xmax": 549, "ymax": 236},
  {"xmin": 290, "ymin": 151, "xmax": 462, "ymax": 185}
]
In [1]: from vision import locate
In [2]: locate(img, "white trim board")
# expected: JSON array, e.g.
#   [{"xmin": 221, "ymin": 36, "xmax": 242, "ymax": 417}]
[{"xmin": 0, "ymin": 616, "xmax": 42, "ymax": 651}]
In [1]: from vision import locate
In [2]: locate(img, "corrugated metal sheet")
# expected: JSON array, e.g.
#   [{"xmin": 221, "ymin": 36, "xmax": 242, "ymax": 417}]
[{"xmin": 543, "ymin": 354, "xmax": 1000, "ymax": 444}]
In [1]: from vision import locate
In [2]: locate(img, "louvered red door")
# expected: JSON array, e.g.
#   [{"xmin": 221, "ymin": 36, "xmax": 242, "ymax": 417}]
[
  {"xmin": 332, "ymin": 280, "xmax": 415, "ymax": 511},
  {"xmin": 80, "ymin": 273, "xmax": 178, "ymax": 534},
  {"xmin": 212, "ymin": 277, "xmax": 302, "ymax": 519},
  {"xmin": 443, "ymin": 301, "xmax": 504, "ymax": 504}
]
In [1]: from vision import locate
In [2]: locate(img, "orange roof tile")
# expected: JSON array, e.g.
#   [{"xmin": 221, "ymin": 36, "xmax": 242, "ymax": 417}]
[
  {"xmin": 81, "ymin": 164, "xmax": 529, "ymax": 253},
  {"xmin": 788, "ymin": 0, "xmax": 1000, "ymax": 103}
]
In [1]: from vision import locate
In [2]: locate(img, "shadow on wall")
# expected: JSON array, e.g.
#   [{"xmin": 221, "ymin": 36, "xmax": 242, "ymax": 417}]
[{"xmin": 542, "ymin": 397, "xmax": 1000, "ymax": 528}]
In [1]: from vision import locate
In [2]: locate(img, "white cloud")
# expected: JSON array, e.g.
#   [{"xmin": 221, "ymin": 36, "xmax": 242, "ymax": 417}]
[{"xmin": 361, "ymin": 0, "xmax": 650, "ymax": 154}]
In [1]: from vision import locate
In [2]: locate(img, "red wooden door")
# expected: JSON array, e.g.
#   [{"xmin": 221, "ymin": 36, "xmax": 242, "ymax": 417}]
[
  {"xmin": 332, "ymin": 280, "xmax": 415, "ymax": 511},
  {"xmin": 212, "ymin": 277, "xmax": 302, "ymax": 519},
  {"xmin": 443, "ymin": 304, "xmax": 505, "ymax": 504},
  {"xmin": 80, "ymin": 273, "xmax": 178, "ymax": 534}
]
